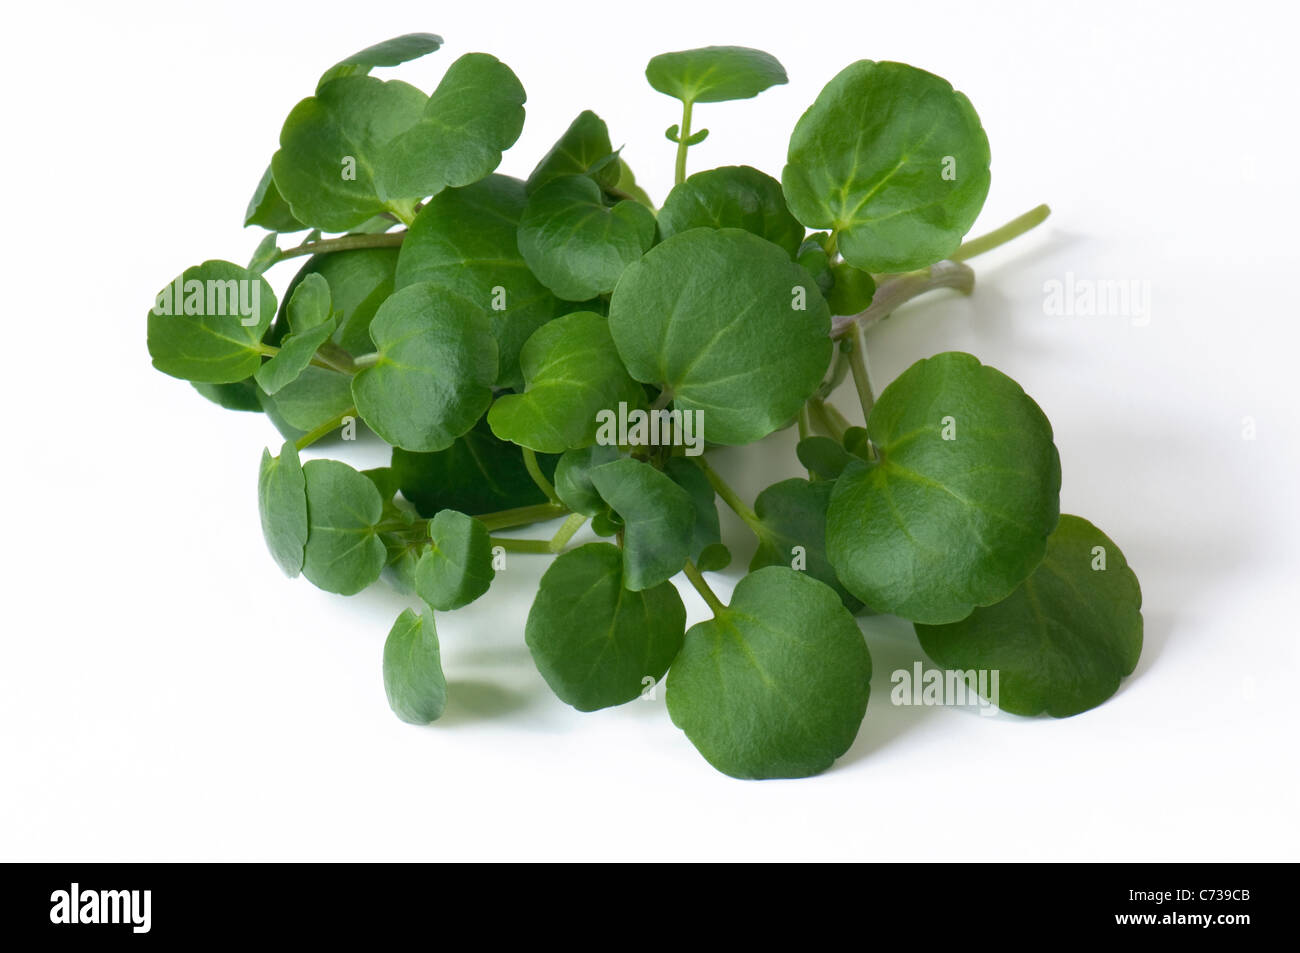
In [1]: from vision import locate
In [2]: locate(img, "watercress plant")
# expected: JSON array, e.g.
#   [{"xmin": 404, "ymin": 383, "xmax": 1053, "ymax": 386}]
[{"xmin": 148, "ymin": 34, "xmax": 1144, "ymax": 780}]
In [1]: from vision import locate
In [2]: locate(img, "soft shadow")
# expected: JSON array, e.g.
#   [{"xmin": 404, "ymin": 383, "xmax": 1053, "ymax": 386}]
[{"xmin": 437, "ymin": 678, "xmax": 540, "ymax": 726}]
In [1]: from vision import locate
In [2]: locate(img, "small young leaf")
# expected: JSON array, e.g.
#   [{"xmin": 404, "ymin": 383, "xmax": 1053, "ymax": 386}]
[
  {"xmin": 377, "ymin": 53, "xmax": 526, "ymax": 201},
  {"xmin": 247, "ymin": 232, "xmax": 281, "ymax": 275},
  {"xmin": 646, "ymin": 46, "xmax": 787, "ymax": 104},
  {"xmin": 487, "ymin": 311, "xmax": 643, "ymax": 453},
  {"xmin": 826, "ymin": 351, "xmax": 1061, "ymax": 624},
  {"xmin": 272, "ymin": 76, "xmax": 427, "ymax": 231},
  {"xmin": 396, "ymin": 175, "xmax": 563, "ymax": 388},
  {"xmin": 658, "ymin": 165, "xmax": 804, "ymax": 256},
  {"xmin": 915, "ymin": 515, "xmax": 1143, "ymax": 717},
  {"xmin": 526, "ymin": 542, "xmax": 686, "ymax": 711},
  {"xmin": 382, "ymin": 604, "xmax": 447, "ymax": 725},
  {"xmin": 414, "ymin": 510, "xmax": 495, "ymax": 611},
  {"xmin": 826, "ymin": 262, "xmax": 876, "ymax": 315},
  {"xmin": 795, "ymin": 435, "xmax": 853, "ymax": 480},
  {"xmin": 273, "ymin": 248, "xmax": 397, "ymax": 357},
  {"xmin": 147, "ymin": 260, "xmax": 276, "ymax": 383},
  {"xmin": 318, "ymin": 32, "xmax": 444, "ymax": 89},
  {"xmin": 301, "ymin": 459, "xmax": 388, "ymax": 595},
  {"xmin": 783, "ymin": 61, "xmax": 991, "ymax": 273},
  {"xmin": 286, "ymin": 272, "xmax": 332, "ymax": 331},
  {"xmin": 518, "ymin": 174, "xmax": 657, "ymax": 300},
  {"xmin": 608, "ymin": 228, "xmax": 832, "ymax": 445},
  {"xmin": 255, "ymin": 317, "xmax": 336, "ymax": 396},
  {"xmin": 526, "ymin": 110, "xmax": 615, "ymax": 193},
  {"xmin": 666, "ymin": 567, "xmax": 871, "ymax": 779},
  {"xmin": 552, "ymin": 445, "xmax": 622, "ymax": 517},
  {"xmin": 352, "ymin": 283, "xmax": 497, "ymax": 452},
  {"xmin": 244, "ymin": 165, "xmax": 307, "ymax": 233},
  {"xmin": 589, "ymin": 458, "xmax": 695, "ymax": 590},
  {"xmin": 258, "ymin": 441, "xmax": 308, "ymax": 576}
]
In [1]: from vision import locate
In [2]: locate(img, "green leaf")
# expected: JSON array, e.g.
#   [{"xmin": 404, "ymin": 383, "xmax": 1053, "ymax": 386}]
[
  {"xmin": 147, "ymin": 260, "xmax": 276, "ymax": 383},
  {"xmin": 608, "ymin": 228, "xmax": 832, "ymax": 445},
  {"xmin": 377, "ymin": 53, "xmax": 526, "ymax": 201},
  {"xmin": 258, "ymin": 441, "xmax": 308, "ymax": 576},
  {"xmin": 392, "ymin": 420, "xmax": 555, "ymax": 518},
  {"xmin": 526, "ymin": 110, "xmax": 615, "ymax": 193},
  {"xmin": 915, "ymin": 515, "xmax": 1143, "ymax": 717},
  {"xmin": 192, "ymin": 379, "xmax": 262, "ymax": 412},
  {"xmin": 826, "ymin": 351, "xmax": 1061, "ymax": 624},
  {"xmin": 382, "ymin": 604, "xmax": 447, "ymax": 724},
  {"xmin": 255, "ymin": 318, "xmax": 336, "ymax": 395},
  {"xmin": 666, "ymin": 567, "xmax": 871, "ymax": 779},
  {"xmin": 301, "ymin": 459, "xmax": 388, "ymax": 595},
  {"xmin": 526, "ymin": 542, "xmax": 686, "ymax": 711},
  {"xmin": 646, "ymin": 46, "xmax": 787, "ymax": 104},
  {"xmin": 782, "ymin": 61, "xmax": 991, "ymax": 273},
  {"xmin": 395, "ymin": 174, "xmax": 563, "ymax": 388},
  {"xmin": 750, "ymin": 478, "xmax": 861, "ymax": 612},
  {"xmin": 487, "ymin": 311, "xmax": 643, "ymax": 453},
  {"xmin": 271, "ymin": 76, "xmax": 428, "ymax": 232},
  {"xmin": 588, "ymin": 458, "xmax": 694, "ymax": 590},
  {"xmin": 275, "ymin": 248, "xmax": 398, "ymax": 356},
  {"xmin": 795, "ymin": 435, "xmax": 852, "ymax": 480},
  {"xmin": 658, "ymin": 165, "xmax": 804, "ymax": 256},
  {"xmin": 615, "ymin": 158, "xmax": 654, "ymax": 208},
  {"xmin": 247, "ymin": 232, "xmax": 280, "ymax": 275},
  {"xmin": 318, "ymin": 32, "xmax": 444, "ymax": 89},
  {"xmin": 826, "ymin": 262, "xmax": 875, "ymax": 315},
  {"xmin": 266, "ymin": 366, "xmax": 353, "ymax": 433},
  {"xmin": 518, "ymin": 174, "xmax": 657, "ymax": 300},
  {"xmin": 663, "ymin": 457, "xmax": 724, "ymax": 566},
  {"xmin": 552, "ymin": 445, "xmax": 622, "ymax": 517},
  {"xmin": 244, "ymin": 165, "xmax": 307, "ymax": 232},
  {"xmin": 414, "ymin": 510, "xmax": 495, "ymax": 611},
  {"xmin": 286, "ymin": 272, "xmax": 332, "ymax": 330},
  {"xmin": 352, "ymin": 283, "xmax": 497, "ymax": 452}
]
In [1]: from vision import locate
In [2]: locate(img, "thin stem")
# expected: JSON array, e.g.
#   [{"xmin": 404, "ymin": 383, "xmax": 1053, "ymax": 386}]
[
  {"xmin": 674, "ymin": 100, "xmax": 694, "ymax": 186},
  {"xmin": 682, "ymin": 559, "xmax": 727, "ymax": 616},
  {"xmin": 271, "ymin": 231, "xmax": 405, "ymax": 265},
  {"xmin": 805, "ymin": 398, "xmax": 845, "ymax": 441},
  {"xmin": 952, "ymin": 204, "xmax": 1050, "ymax": 262},
  {"xmin": 489, "ymin": 537, "xmax": 553, "ymax": 554},
  {"xmin": 697, "ymin": 457, "xmax": 763, "ymax": 538},
  {"xmin": 848, "ymin": 321, "xmax": 876, "ymax": 429},
  {"xmin": 294, "ymin": 406, "xmax": 355, "ymax": 451},
  {"xmin": 475, "ymin": 502, "xmax": 567, "ymax": 533},
  {"xmin": 830, "ymin": 260, "xmax": 975, "ymax": 339},
  {"xmin": 549, "ymin": 513, "xmax": 587, "ymax": 552},
  {"xmin": 522, "ymin": 448, "xmax": 559, "ymax": 503},
  {"xmin": 821, "ymin": 401, "xmax": 854, "ymax": 436},
  {"xmin": 797, "ymin": 405, "xmax": 811, "ymax": 441}
]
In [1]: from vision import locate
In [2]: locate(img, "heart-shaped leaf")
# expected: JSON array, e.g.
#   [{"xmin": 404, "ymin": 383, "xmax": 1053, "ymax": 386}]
[
  {"xmin": 318, "ymin": 32, "xmax": 444, "ymax": 89},
  {"xmin": 147, "ymin": 260, "xmax": 276, "ymax": 383},
  {"xmin": 666, "ymin": 567, "xmax": 871, "ymax": 779},
  {"xmin": 826, "ymin": 351, "xmax": 1061, "ymax": 624},
  {"xmin": 915, "ymin": 515, "xmax": 1143, "ymax": 717},
  {"xmin": 646, "ymin": 46, "xmax": 787, "ymax": 104},
  {"xmin": 395, "ymin": 175, "xmax": 563, "ymax": 388},
  {"xmin": 526, "ymin": 542, "xmax": 686, "ymax": 711},
  {"xmin": 518, "ymin": 174, "xmax": 657, "ymax": 300},
  {"xmin": 658, "ymin": 165, "xmax": 804, "ymax": 256},
  {"xmin": 301, "ymin": 459, "xmax": 388, "ymax": 595},
  {"xmin": 487, "ymin": 311, "xmax": 644, "ymax": 453},
  {"xmin": 382, "ymin": 604, "xmax": 447, "ymax": 724},
  {"xmin": 352, "ymin": 283, "xmax": 497, "ymax": 452},
  {"xmin": 258, "ymin": 441, "xmax": 308, "ymax": 576},
  {"xmin": 608, "ymin": 228, "xmax": 832, "ymax": 445},
  {"xmin": 783, "ymin": 61, "xmax": 991, "ymax": 273},
  {"xmin": 414, "ymin": 510, "xmax": 495, "ymax": 611},
  {"xmin": 589, "ymin": 458, "xmax": 694, "ymax": 590}
]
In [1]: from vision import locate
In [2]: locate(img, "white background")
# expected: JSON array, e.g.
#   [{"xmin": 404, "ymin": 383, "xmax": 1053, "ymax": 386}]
[{"xmin": 2, "ymin": 0, "xmax": 1297, "ymax": 861}]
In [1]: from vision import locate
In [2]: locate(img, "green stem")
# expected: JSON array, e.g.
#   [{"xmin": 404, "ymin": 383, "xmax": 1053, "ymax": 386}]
[
  {"xmin": 847, "ymin": 324, "xmax": 877, "ymax": 457},
  {"xmin": 952, "ymin": 204, "xmax": 1050, "ymax": 262},
  {"xmin": 522, "ymin": 448, "xmax": 559, "ymax": 504},
  {"xmin": 489, "ymin": 537, "xmax": 553, "ymax": 554},
  {"xmin": 797, "ymin": 405, "xmax": 812, "ymax": 441},
  {"xmin": 294, "ymin": 406, "xmax": 356, "ymax": 451},
  {"xmin": 805, "ymin": 398, "xmax": 845, "ymax": 441},
  {"xmin": 697, "ymin": 457, "xmax": 763, "ymax": 538},
  {"xmin": 272, "ymin": 231, "xmax": 406, "ymax": 265},
  {"xmin": 475, "ymin": 502, "xmax": 567, "ymax": 532},
  {"xmin": 674, "ymin": 100, "xmax": 694, "ymax": 186},
  {"xmin": 682, "ymin": 559, "xmax": 726, "ymax": 615},
  {"xmin": 821, "ymin": 401, "xmax": 853, "ymax": 436},
  {"xmin": 351, "ymin": 352, "xmax": 380, "ymax": 369},
  {"xmin": 549, "ymin": 513, "xmax": 587, "ymax": 552},
  {"xmin": 830, "ymin": 260, "xmax": 975, "ymax": 339}
]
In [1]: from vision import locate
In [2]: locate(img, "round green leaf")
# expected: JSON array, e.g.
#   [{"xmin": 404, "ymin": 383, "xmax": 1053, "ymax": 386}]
[
  {"xmin": 526, "ymin": 110, "xmax": 615, "ymax": 194},
  {"xmin": 147, "ymin": 260, "xmax": 276, "ymax": 383},
  {"xmin": 552, "ymin": 445, "xmax": 622, "ymax": 517},
  {"xmin": 826, "ymin": 262, "xmax": 876, "ymax": 315},
  {"xmin": 646, "ymin": 46, "xmax": 787, "ymax": 104},
  {"xmin": 271, "ymin": 76, "xmax": 428, "ymax": 232},
  {"xmin": 589, "ymin": 458, "xmax": 695, "ymax": 591},
  {"xmin": 318, "ymin": 32, "xmax": 443, "ymax": 89},
  {"xmin": 396, "ymin": 174, "xmax": 562, "ymax": 388},
  {"xmin": 526, "ymin": 542, "xmax": 687, "ymax": 711},
  {"xmin": 352, "ymin": 283, "xmax": 497, "ymax": 452},
  {"xmin": 795, "ymin": 435, "xmax": 853, "ymax": 480},
  {"xmin": 487, "ymin": 311, "xmax": 644, "ymax": 453},
  {"xmin": 382, "ymin": 604, "xmax": 447, "ymax": 725},
  {"xmin": 608, "ymin": 228, "xmax": 832, "ymax": 445},
  {"xmin": 666, "ymin": 567, "xmax": 871, "ymax": 779},
  {"xmin": 782, "ymin": 61, "xmax": 991, "ymax": 273},
  {"xmin": 916, "ymin": 515, "xmax": 1143, "ymax": 717},
  {"xmin": 826, "ymin": 351, "xmax": 1061, "ymax": 624},
  {"xmin": 301, "ymin": 459, "xmax": 388, "ymax": 595},
  {"xmin": 658, "ymin": 165, "xmax": 804, "ymax": 256},
  {"xmin": 265, "ymin": 366, "xmax": 352, "ymax": 434},
  {"xmin": 377, "ymin": 53, "xmax": 525, "ymax": 201},
  {"xmin": 518, "ymin": 174, "xmax": 657, "ymax": 300},
  {"xmin": 414, "ymin": 510, "xmax": 495, "ymax": 611},
  {"xmin": 258, "ymin": 441, "xmax": 308, "ymax": 577},
  {"xmin": 750, "ymin": 478, "xmax": 862, "ymax": 612}
]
